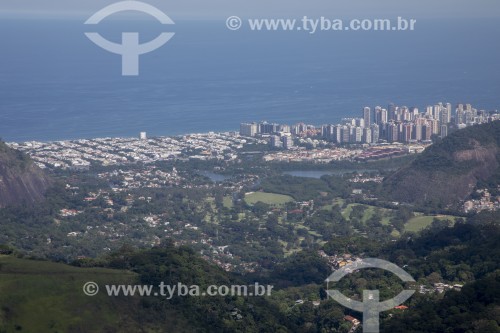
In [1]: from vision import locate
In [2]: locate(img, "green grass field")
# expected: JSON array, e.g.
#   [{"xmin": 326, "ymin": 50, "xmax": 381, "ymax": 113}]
[
  {"xmin": 223, "ymin": 196, "xmax": 233, "ymax": 208},
  {"xmin": 329, "ymin": 200, "xmax": 463, "ymax": 236},
  {"xmin": 0, "ymin": 255, "xmax": 139, "ymax": 332},
  {"xmin": 405, "ymin": 215, "xmax": 457, "ymax": 233},
  {"xmin": 341, "ymin": 204, "xmax": 354, "ymax": 220},
  {"xmin": 244, "ymin": 192, "xmax": 294, "ymax": 206},
  {"xmin": 340, "ymin": 203, "xmax": 391, "ymax": 224}
]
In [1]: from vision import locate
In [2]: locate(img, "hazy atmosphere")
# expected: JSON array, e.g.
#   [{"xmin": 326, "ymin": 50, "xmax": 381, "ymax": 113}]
[
  {"xmin": 1, "ymin": 1, "xmax": 500, "ymax": 332},
  {"xmin": 2, "ymin": 0, "xmax": 500, "ymax": 19}
]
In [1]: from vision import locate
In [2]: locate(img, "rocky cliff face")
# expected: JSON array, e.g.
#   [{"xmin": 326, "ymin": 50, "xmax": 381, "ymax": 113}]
[
  {"xmin": 382, "ymin": 121, "xmax": 500, "ymax": 208},
  {"xmin": 0, "ymin": 142, "xmax": 52, "ymax": 208}
]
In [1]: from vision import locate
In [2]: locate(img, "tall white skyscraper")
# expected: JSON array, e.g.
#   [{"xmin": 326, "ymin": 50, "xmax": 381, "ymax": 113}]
[
  {"xmin": 434, "ymin": 103, "xmax": 442, "ymax": 120},
  {"xmin": 362, "ymin": 127, "xmax": 372, "ymax": 144},
  {"xmin": 381, "ymin": 109, "xmax": 388, "ymax": 124},
  {"xmin": 370, "ymin": 124, "xmax": 380, "ymax": 143},
  {"xmin": 281, "ymin": 136, "xmax": 294, "ymax": 149},
  {"xmin": 240, "ymin": 123, "xmax": 258, "ymax": 137},
  {"xmin": 445, "ymin": 103, "xmax": 452, "ymax": 123},
  {"xmin": 363, "ymin": 107, "xmax": 371, "ymax": 127},
  {"xmin": 426, "ymin": 105, "xmax": 433, "ymax": 116}
]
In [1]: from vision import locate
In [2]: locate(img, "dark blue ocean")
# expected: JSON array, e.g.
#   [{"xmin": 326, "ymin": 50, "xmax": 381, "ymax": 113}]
[{"xmin": 0, "ymin": 17, "xmax": 499, "ymax": 142}]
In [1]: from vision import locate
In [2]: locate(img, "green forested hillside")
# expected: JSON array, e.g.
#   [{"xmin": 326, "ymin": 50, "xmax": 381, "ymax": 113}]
[
  {"xmin": 383, "ymin": 271, "xmax": 500, "ymax": 332},
  {"xmin": 0, "ymin": 244, "xmax": 291, "ymax": 333},
  {"xmin": 1, "ymin": 218, "xmax": 500, "ymax": 333},
  {"xmin": 382, "ymin": 121, "xmax": 500, "ymax": 209},
  {"xmin": 0, "ymin": 141, "xmax": 52, "ymax": 208},
  {"xmin": 0, "ymin": 255, "xmax": 141, "ymax": 333}
]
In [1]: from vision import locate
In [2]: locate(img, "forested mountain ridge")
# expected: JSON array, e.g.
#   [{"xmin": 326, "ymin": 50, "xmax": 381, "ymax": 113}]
[
  {"xmin": 0, "ymin": 140, "xmax": 52, "ymax": 208},
  {"xmin": 382, "ymin": 121, "xmax": 500, "ymax": 208}
]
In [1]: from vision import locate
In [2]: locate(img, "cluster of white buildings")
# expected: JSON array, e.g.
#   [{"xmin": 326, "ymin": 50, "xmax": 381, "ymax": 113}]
[
  {"xmin": 8, "ymin": 132, "xmax": 254, "ymax": 170},
  {"xmin": 348, "ymin": 174, "xmax": 384, "ymax": 183},
  {"xmin": 325, "ymin": 103, "xmax": 499, "ymax": 144},
  {"xmin": 240, "ymin": 103, "xmax": 499, "ymax": 146},
  {"xmin": 262, "ymin": 143, "xmax": 426, "ymax": 163},
  {"xmin": 263, "ymin": 147, "xmax": 362, "ymax": 163},
  {"xmin": 419, "ymin": 283, "xmax": 463, "ymax": 295},
  {"xmin": 98, "ymin": 166, "xmax": 182, "ymax": 190},
  {"xmin": 463, "ymin": 188, "xmax": 500, "ymax": 213},
  {"xmin": 318, "ymin": 250, "xmax": 363, "ymax": 271},
  {"xmin": 240, "ymin": 121, "xmax": 310, "ymax": 150}
]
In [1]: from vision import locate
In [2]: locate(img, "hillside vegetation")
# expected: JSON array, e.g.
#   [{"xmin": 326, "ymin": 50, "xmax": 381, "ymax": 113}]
[
  {"xmin": 382, "ymin": 121, "xmax": 500, "ymax": 209},
  {"xmin": 0, "ymin": 243, "xmax": 292, "ymax": 333},
  {"xmin": 0, "ymin": 255, "xmax": 141, "ymax": 332},
  {"xmin": 0, "ymin": 141, "xmax": 52, "ymax": 208}
]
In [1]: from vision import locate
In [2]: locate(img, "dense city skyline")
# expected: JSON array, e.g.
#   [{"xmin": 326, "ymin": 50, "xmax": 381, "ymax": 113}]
[{"xmin": 240, "ymin": 102, "xmax": 500, "ymax": 147}]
